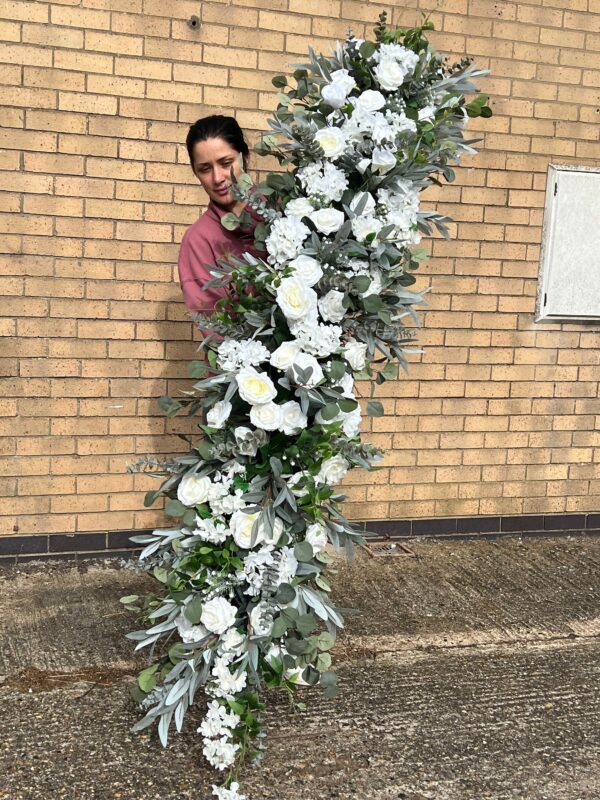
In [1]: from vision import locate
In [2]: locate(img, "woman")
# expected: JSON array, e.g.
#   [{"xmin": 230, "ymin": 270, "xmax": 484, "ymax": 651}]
[{"xmin": 178, "ymin": 115, "xmax": 262, "ymax": 316}]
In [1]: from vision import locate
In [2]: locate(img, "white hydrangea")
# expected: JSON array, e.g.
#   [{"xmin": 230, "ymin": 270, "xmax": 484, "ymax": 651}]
[
  {"xmin": 212, "ymin": 782, "xmax": 246, "ymax": 800},
  {"xmin": 265, "ymin": 215, "xmax": 310, "ymax": 265},
  {"xmin": 195, "ymin": 517, "xmax": 230, "ymax": 545},
  {"xmin": 211, "ymin": 656, "xmax": 247, "ymax": 699},
  {"xmin": 351, "ymin": 215, "xmax": 383, "ymax": 242},
  {"xmin": 276, "ymin": 546, "xmax": 298, "ymax": 585},
  {"xmin": 242, "ymin": 546, "xmax": 275, "ymax": 596},
  {"xmin": 217, "ymin": 338, "xmax": 270, "ymax": 372},
  {"xmin": 291, "ymin": 321, "xmax": 342, "ymax": 358},
  {"xmin": 203, "ymin": 735, "xmax": 239, "ymax": 770},
  {"xmin": 199, "ymin": 700, "xmax": 241, "ymax": 738},
  {"xmin": 297, "ymin": 160, "xmax": 348, "ymax": 203},
  {"xmin": 175, "ymin": 614, "xmax": 208, "ymax": 644}
]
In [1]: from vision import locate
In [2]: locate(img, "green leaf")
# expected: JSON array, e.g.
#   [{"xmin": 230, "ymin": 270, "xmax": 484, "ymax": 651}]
[
  {"xmin": 337, "ymin": 398, "xmax": 358, "ymax": 413},
  {"xmin": 295, "ymin": 612, "xmax": 318, "ymax": 636},
  {"xmin": 272, "ymin": 74, "xmax": 288, "ymax": 87},
  {"xmin": 165, "ymin": 498, "xmax": 186, "ymax": 517},
  {"xmin": 352, "ymin": 275, "xmax": 372, "ymax": 294},
  {"xmin": 188, "ymin": 361, "xmax": 207, "ymax": 379},
  {"xmin": 317, "ymin": 652, "xmax": 332, "ymax": 671},
  {"xmin": 271, "ymin": 616, "xmax": 288, "ymax": 638},
  {"xmin": 315, "ymin": 575, "xmax": 331, "ymax": 592},
  {"xmin": 184, "ymin": 595, "xmax": 203, "ymax": 625},
  {"xmin": 183, "ymin": 508, "xmax": 197, "ymax": 526},
  {"xmin": 367, "ymin": 400, "xmax": 384, "ymax": 417},
  {"xmin": 221, "ymin": 212, "xmax": 240, "ymax": 231},
  {"xmin": 319, "ymin": 670, "xmax": 337, "ymax": 687},
  {"xmin": 144, "ymin": 490, "xmax": 159, "ymax": 508},
  {"xmin": 294, "ymin": 541, "xmax": 314, "ymax": 562},
  {"xmin": 320, "ymin": 402, "xmax": 339, "ymax": 421},
  {"xmin": 153, "ymin": 566, "xmax": 168, "ymax": 583},
  {"xmin": 328, "ymin": 360, "xmax": 346, "ymax": 382},
  {"xmin": 138, "ymin": 664, "xmax": 158, "ymax": 694},
  {"xmin": 359, "ymin": 40, "xmax": 376, "ymax": 59},
  {"xmin": 275, "ymin": 583, "xmax": 296, "ymax": 605},
  {"xmin": 120, "ymin": 594, "xmax": 139, "ymax": 605},
  {"xmin": 286, "ymin": 638, "xmax": 311, "ymax": 656},
  {"xmin": 316, "ymin": 632, "xmax": 335, "ymax": 651}
]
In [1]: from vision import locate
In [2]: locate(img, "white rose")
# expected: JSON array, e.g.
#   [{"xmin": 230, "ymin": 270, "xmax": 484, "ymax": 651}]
[
  {"xmin": 343, "ymin": 339, "xmax": 368, "ymax": 371},
  {"xmin": 289, "ymin": 352, "xmax": 324, "ymax": 387},
  {"xmin": 201, "ymin": 597, "xmax": 237, "ymax": 635},
  {"xmin": 249, "ymin": 601, "xmax": 273, "ymax": 637},
  {"xmin": 351, "ymin": 215, "xmax": 383, "ymax": 242},
  {"xmin": 206, "ymin": 400, "xmax": 232, "ymax": 430},
  {"xmin": 230, "ymin": 509, "xmax": 264, "ymax": 549},
  {"xmin": 305, "ymin": 523, "xmax": 328, "ymax": 553},
  {"xmin": 354, "ymin": 89, "xmax": 386, "ymax": 112},
  {"xmin": 341, "ymin": 405, "xmax": 362, "ymax": 437},
  {"xmin": 176, "ymin": 614, "xmax": 209, "ymax": 643},
  {"xmin": 318, "ymin": 290, "xmax": 346, "ymax": 324},
  {"xmin": 236, "ymin": 366, "xmax": 277, "ymax": 405},
  {"xmin": 374, "ymin": 59, "xmax": 407, "ymax": 91},
  {"xmin": 321, "ymin": 82, "xmax": 348, "ymax": 109},
  {"xmin": 309, "ymin": 207, "xmax": 345, "ymax": 235},
  {"xmin": 317, "ymin": 454, "xmax": 349, "ymax": 485},
  {"xmin": 276, "ymin": 276, "xmax": 317, "ymax": 321},
  {"xmin": 285, "ymin": 197, "xmax": 314, "ymax": 219},
  {"xmin": 288, "ymin": 254, "xmax": 323, "ymax": 287},
  {"xmin": 177, "ymin": 473, "xmax": 212, "ymax": 506},
  {"xmin": 371, "ymin": 147, "xmax": 397, "ymax": 174},
  {"xmin": 270, "ymin": 340, "xmax": 301, "ymax": 370},
  {"xmin": 314, "ymin": 126, "xmax": 347, "ymax": 159},
  {"xmin": 280, "ymin": 400, "xmax": 308, "ymax": 435},
  {"xmin": 249, "ymin": 401, "xmax": 283, "ymax": 431},
  {"xmin": 330, "ymin": 68, "xmax": 356, "ymax": 94},
  {"xmin": 349, "ymin": 191, "xmax": 376, "ymax": 217},
  {"xmin": 356, "ymin": 158, "xmax": 370, "ymax": 174}
]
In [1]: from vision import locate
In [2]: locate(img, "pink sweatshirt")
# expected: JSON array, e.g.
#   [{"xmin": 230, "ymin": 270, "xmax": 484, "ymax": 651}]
[{"xmin": 178, "ymin": 200, "xmax": 263, "ymax": 315}]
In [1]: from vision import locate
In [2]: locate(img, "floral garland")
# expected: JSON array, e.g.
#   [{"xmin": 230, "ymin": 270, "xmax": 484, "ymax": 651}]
[{"xmin": 123, "ymin": 14, "xmax": 491, "ymax": 800}]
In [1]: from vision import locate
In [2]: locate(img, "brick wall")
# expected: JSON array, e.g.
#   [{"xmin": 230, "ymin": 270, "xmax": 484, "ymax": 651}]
[{"xmin": 2, "ymin": 0, "xmax": 600, "ymax": 541}]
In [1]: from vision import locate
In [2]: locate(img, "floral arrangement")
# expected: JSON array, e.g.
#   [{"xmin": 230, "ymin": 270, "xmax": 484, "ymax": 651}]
[{"xmin": 124, "ymin": 14, "xmax": 490, "ymax": 800}]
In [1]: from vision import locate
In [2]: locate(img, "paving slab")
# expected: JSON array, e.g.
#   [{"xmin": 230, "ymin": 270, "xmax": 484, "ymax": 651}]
[{"xmin": 1, "ymin": 535, "xmax": 599, "ymax": 799}]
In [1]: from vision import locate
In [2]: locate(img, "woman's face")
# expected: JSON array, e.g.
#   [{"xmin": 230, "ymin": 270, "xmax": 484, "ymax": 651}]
[{"xmin": 191, "ymin": 136, "xmax": 244, "ymax": 211}]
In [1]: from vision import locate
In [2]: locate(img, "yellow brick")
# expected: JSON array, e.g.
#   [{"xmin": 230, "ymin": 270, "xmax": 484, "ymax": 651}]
[
  {"xmin": 111, "ymin": 11, "xmax": 170, "ymax": 37},
  {"xmin": 3, "ymin": 86, "xmax": 57, "ymax": 110},
  {"xmin": 0, "ymin": 19, "xmax": 21, "ymax": 41},
  {"xmin": 115, "ymin": 56, "xmax": 171, "ymax": 81},
  {"xmin": 54, "ymin": 49, "xmax": 113, "ymax": 74},
  {"xmin": 173, "ymin": 63, "xmax": 228, "ymax": 86},
  {"xmin": 85, "ymin": 30, "xmax": 143, "ymax": 55},
  {"xmin": 24, "ymin": 153, "xmax": 83, "ymax": 177},
  {"xmin": 87, "ymin": 74, "xmax": 146, "ymax": 98},
  {"xmin": 55, "ymin": 218, "xmax": 114, "ymax": 240},
  {"xmin": 143, "ymin": 37, "xmax": 202, "ymax": 63},
  {"xmin": 59, "ymin": 132, "xmax": 118, "ymax": 157},
  {"xmin": 23, "ymin": 23, "xmax": 82, "ymax": 50},
  {"xmin": 203, "ymin": 44, "xmax": 257, "ymax": 69},
  {"xmin": 59, "ymin": 91, "xmax": 118, "ymax": 115}
]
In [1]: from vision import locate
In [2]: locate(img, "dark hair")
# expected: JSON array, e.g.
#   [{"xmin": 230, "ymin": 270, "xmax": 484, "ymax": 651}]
[{"xmin": 186, "ymin": 115, "xmax": 249, "ymax": 172}]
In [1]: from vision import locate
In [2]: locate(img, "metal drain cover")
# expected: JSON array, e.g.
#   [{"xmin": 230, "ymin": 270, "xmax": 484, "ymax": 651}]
[{"xmin": 361, "ymin": 540, "xmax": 416, "ymax": 558}]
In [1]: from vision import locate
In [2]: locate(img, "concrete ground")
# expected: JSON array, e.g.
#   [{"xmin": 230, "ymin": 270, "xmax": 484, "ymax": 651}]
[{"xmin": 1, "ymin": 535, "xmax": 599, "ymax": 799}]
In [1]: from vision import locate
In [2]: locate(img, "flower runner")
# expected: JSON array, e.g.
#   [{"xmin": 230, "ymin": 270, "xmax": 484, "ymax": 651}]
[{"xmin": 123, "ymin": 14, "xmax": 491, "ymax": 799}]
